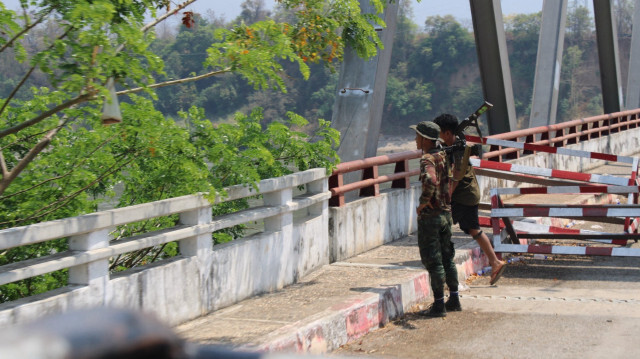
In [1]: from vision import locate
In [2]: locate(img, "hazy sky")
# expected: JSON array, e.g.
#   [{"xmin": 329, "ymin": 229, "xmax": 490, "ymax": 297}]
[
  {"xmin": 2, "ymin": 0, "xmax": 556, "ymax": 23},
  {"xmin": 187, "ymin": 0, "xmax": 548, "ymax": 23}
]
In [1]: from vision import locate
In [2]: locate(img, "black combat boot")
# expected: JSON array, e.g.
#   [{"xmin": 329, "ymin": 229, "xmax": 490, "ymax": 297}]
[
  {"xmin": 420, "ymin": 298, "xmax": 447, "ymax": 317},
  {"xmin": 445, "ymin": 292, "xmax": 462, "ymax": 312}
]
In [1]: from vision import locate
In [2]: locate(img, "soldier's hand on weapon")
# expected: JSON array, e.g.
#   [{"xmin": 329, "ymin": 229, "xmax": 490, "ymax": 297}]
[{"xmin": 416, "ymin": 203, "xmax": 434, "ymax": 214}]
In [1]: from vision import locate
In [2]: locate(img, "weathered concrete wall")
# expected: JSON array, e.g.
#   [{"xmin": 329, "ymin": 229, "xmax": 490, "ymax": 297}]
[
  {"xmin": 0, "ymin": 214, "xmax": 328, "ymax": 328},
  {"xmin": 477, "ymin": 127, "xmax": 640, "ymax": 201},
  {"xmin": 207, "ymin": 214, "xmax": 329, "ymax": 314},
  {"xmin": 328, "ymin": 185, "xmax": 420, "ymax": 262}
]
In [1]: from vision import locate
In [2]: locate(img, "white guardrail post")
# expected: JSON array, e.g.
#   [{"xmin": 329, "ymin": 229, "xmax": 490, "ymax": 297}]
[
  {"xmin": 307, "ymin": 177, "xmax": 328, "ymax": 216},
  {"xmin": 263, "ymin": 187, "xmax": 293, "ymax": 232},
  {"xmin": 68, "ymin": 228, "xmax": 110, "ymax": 295},
  {"xmin": 179, "ymin": 204, "xmax": 214, "ymax": 257}
]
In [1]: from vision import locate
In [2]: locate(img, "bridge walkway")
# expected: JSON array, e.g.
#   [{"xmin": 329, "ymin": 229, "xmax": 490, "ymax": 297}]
[
  {"xmin": 175, "ymin": 157, "xmax": 638, "ymax": 354},
  {"xmin": 175, "ymin": 225, "xmax": 481, "ymax": 354}
]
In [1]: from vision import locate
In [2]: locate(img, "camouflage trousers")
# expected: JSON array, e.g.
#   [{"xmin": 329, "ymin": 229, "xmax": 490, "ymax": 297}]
[{"xmin": 417, "ymin": 211, "xmax": 459, "ymax": 299}]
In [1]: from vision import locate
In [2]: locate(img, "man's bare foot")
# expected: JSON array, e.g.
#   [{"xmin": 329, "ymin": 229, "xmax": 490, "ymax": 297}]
[{"xmin": 490, "ymin": 261, "xmax": 506, "ymax": 285}]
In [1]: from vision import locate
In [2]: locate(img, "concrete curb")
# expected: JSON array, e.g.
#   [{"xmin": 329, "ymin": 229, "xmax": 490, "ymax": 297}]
[{"xmin": 242, "ymin": 247, "xmax": 489, "ymax": 354}]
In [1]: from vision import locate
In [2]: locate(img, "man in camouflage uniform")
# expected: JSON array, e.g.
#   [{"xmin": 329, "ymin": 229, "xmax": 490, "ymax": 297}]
[
  {"xmin": 433, "ymin": 113, "xmax": 506, "ymax": 288},
  {"xmin": 410, "ymin": 121, "xmax": 459, "ymax": 317}
]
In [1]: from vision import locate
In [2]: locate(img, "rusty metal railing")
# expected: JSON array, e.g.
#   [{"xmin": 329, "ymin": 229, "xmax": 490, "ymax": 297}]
[
  {"xmin": 480, "ymin": 109, "xmax": 640, "ymax": 161},
  {"xmin": 329, "ymin": 109, "xmax": 640, "ymax": 207},
  {"xmin": 329, "ymin": 150, "xmax": 421, "ymax": 206}
]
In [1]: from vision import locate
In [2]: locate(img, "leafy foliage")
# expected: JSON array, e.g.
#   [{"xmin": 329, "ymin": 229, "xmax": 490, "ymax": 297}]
[
  {"xmin": 207, "ymin": 20, "xmax": 310, "ymax": 92},
  {"xmin": 0, "ymin": 0, "xmax": 634, "ymax": 302},
  {"xmin": 0, "ymin": 94, "xmax": 340, "ymax": 302},
  {"xmin": 0, "ymin": 0, "xmax": 367, "ymax": 302},
  {"xmin": 505, "ymin": 12, "xmax": 541, "ymax": 120}
]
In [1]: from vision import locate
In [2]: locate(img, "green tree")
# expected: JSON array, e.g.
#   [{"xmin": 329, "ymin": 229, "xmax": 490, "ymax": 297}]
[
  {"xmin": 410, "ymin": 15, "xmax": 476, "ymax": 83},
  {"xmin": 304, "ymin": 67, "xmax": 339, "ymax": 121},
  {"xmin": 383, "ymin": 63, "xmax": 433, "ymax": 131},
  {"xmin": 615, "ymin": 0, "xmax": 633, "ymax": 37},
  {"xmin": 451, "ymin": 82, "xmax": 485, "ymax": 133},
  {"xmin": 0, "ymin": 0, "xmax": 388, "ymax": 301},
  {"xmin": 559, "ymin": 1, "xmax": 603, "ymax": 122},
  {"xmin": 504, "ymin": 12, "xmax": 541, "ymax": 124},
  {"xmin": 0, "ymin": 97, "xmax": 341, "ymax": 302},
  {"xmin": 237, "ymin": 0, "xmax": 272, "ymax": 24},
  {"xmin": 0, "ymin": 0, "xmax": 388, "ymax": 196},
  {"xmin": 558, "ymin": 45, "xmax": 587, "ymax": 120},
  {"xmin": 407, "ymin": 15, "xmax": 476, "ymax": 116},
  {"xmin": 566, "ymin": 0, "xmax": 593, "ymax": 46},
  {"xmin": 391, "ymin": 0, "xmax": 419, "ymax": 66},
  {"xmin": 0, "ymin": 0, "xmax": 171, "ymax": 196}
]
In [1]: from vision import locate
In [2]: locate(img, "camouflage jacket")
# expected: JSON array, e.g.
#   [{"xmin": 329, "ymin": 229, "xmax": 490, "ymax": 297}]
[{"xmin": 419, "ymin": 149, "xmax": 451, "ymax": 214}]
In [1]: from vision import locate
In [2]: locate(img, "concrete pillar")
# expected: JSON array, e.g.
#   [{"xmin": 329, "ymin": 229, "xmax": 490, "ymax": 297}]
[
  {"xmin": 469, "ymin": 0, "xmax": 517, "ymax": 134},
  {"xmin": 263, "ymin": 188, "xmax": 293, "ymax": 232},
  {"xmin": 364, "ymin": 1, "xmax": 399, "ymax": 159},
  {"xmin": 68, "ymin": 229, "xmax": 110, "ymax": 302},
  {"xmin": 593, "ymin": 0, "xmax": 624, "ymax": 113},
  {"xmin": 179, "ymin": 206, "xmax": 213, "ymax": 257},
  {"xmin": 179, "ymin": 205, "xmax": 213, "ymax": 315},
  {"xmin": 530, "ymin": 0, "xmax": 568, "ymax": 128},
  {"xmin": 625, "ymin": 0, "xmax": 640, "ymax": 109},
  {"xmin": 331, "ymin": 0, "xmax": 399, "ymax": 163},
  {"xmin": 263, "ymin": 188, "xmax": 295, "ymax": 285},
  {"xmin": 306, "ymin": 178, "xmax": 328, "ymax": 216}
]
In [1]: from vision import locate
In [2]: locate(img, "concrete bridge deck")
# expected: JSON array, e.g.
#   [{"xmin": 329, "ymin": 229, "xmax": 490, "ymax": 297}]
[
  {"xmin": 175, "ymin": 225, "xmax": 484, "ymax": 354},
  {"xmin": 1, "ymin": 134, "xmax": 637, "ymax": 356},
  {"xmin": 175, "ymin": 156, "xmax": 639, "ymax": 354}
]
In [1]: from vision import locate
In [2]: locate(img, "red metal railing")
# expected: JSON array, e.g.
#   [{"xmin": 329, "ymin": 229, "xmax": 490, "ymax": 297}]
[
  {"xmin": 328, "ymin": 109, "xmax": 640, "ymax": 207},
  {"xmin": 329, "ymin": 150, "xmax": 421, "ymax": 206},
  {"xmin": 480, "ymin": 108, "xmax": 640, "ymax": 161}
]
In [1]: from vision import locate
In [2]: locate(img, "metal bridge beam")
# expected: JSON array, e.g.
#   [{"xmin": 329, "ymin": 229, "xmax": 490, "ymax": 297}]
[
  {"xmin": 469, "ymin": 0, "xmax": 517, "ymax": 134},
  {"xmin": 593, "ymin": 0, "xmax": 624, "ymax": 113},
  {"xmin": 331, "ymin": 1, "xmax": 399, "ymax": 163},
  {"xmin": 530, "ymin": 0, "xmax": 568, "ymax": 128},
  {"xmin": 625, "ymin": 0, "xmax": 640, "ymax": 109}
]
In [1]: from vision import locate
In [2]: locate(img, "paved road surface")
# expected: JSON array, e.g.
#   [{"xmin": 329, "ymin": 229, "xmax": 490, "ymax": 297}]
[{"xmin": 333, "ymin": 250, "xmax": 640, "ymax": 359}]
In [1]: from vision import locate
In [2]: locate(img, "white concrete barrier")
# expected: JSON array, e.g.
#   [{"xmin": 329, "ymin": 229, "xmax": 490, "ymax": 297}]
[
  {"xmin": 0, "ymin": 169, "xmax": 331, "ymax": 327},
  {"xmin": 328, "ymin": 185, "xmax": 420, "ymax": 262}
]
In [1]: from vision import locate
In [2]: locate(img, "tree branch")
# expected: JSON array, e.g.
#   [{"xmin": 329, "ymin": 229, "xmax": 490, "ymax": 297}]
[
  {"xmin": 0, "ymin": 152, "xmax": 8, "ymax": 178},
  {"xmin": 19, "ymin": 0, "xmax": 29, "ymax": 25},
  {"xmin": 0, "ymin": 117, "xmax": 72, "ymax": 196},
  {"xmin": 0, "ymin": 126, "xmax": 56, "ymax": 151},
  {"xmin": 0, "ymin": 93, "xmax": 93, "ymax": 140},
  {"xmin": 147, "ymin": 243, "xmax": 169, "ymax": 264},
  {"xmin": 0, "ymin": 132, "xmax": 119, "ymax": 201},
  {"xmin": 0, "ymin": 65, "xmax": 36, "ymax": 118},
  {"xmin": 0, "ymin": 27, "xmax": 73, "ymax": 119},
  {"xmin": 0, "ymin": 9, "xmax": 52, "ymax": 54},
  {"xmin": 114, "ymin": 0, "xmax": 199, "ymax": 53},
  {"xmin": 1, "ymin": 155, "xmax": 137, "ymax": 226},
  {"xmin": 116, "ymin": 68, "xmax": 232, "ymax": 96},
  {"xmin": 124, "ymin": 247, "xmax": 152, "ymax": 268},
  {"xmin": 109, "ymin": 254, "xmax": 123, "ymax": 271},
  {"xmin": 142, "ymin": 0, "xmax": 199, "ymax": 33}
]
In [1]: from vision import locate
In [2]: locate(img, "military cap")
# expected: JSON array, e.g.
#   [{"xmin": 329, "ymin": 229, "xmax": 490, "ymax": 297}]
[{"xmin": 410, "ymin": 121, "xmax": 440, "ymax": 140}]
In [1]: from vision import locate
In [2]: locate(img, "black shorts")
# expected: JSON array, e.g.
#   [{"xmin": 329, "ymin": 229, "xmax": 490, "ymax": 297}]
[{"xmin": 451, "ymin": 202, "xmax": 480, "ymax": 234}]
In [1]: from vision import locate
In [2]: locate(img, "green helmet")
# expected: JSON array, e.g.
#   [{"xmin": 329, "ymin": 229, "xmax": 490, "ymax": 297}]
[{"xmin": 410, "ymin": 121, "xmax": 440, "ymax": 140}]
